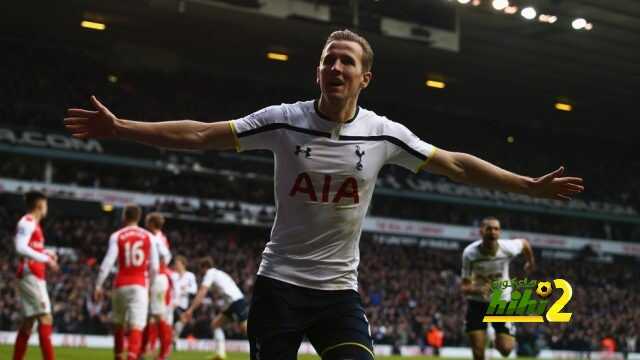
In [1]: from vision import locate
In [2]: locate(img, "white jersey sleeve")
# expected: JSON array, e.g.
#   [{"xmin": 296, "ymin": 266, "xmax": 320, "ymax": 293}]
[
  {"xmin": 499, "ymin": 239, "xmax": 525, "ymax": 257},
  {"xmin": 461, "ymin": 250, "xmax": 472, "ymax": 280},
  {"xmin": 15, "ymin": 218, "xmax": 49, "ymax": 263},
  {"xmin": 148, "ymin": 233, "xmax": 159, "ymax": 282},
  {"xmin": 201, "ymin": 268, "xmax": 244, "ymax": 305},
  {"xmin": 154, "ymin": 233, "xmax": 171, "ymax": 266},
  {"xmin": 201, "ymin": 268, "xmax": 217, "ymax": 288},
  {"xmin": 96, "ymin": 233, "xmax": 118, "ymax": 289},
  {"xmin": 230, "ymin": 105, "xmax": 286, "ymax": 152},
  {"xmin": 383, "ymin": 120, "xmax": 437, "ymax": 173}
]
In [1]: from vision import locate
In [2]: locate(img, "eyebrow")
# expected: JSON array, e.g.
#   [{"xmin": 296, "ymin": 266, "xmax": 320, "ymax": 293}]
[{"xmin": 323, "ymin": 52, "xmax": 357, "ymax": 63}]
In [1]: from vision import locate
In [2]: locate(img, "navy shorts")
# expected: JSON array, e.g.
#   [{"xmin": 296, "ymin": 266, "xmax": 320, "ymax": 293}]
[
  {"xmin": 465, "ymin": 300, "xmax": 516, "ymax": 336},
  {"xmin": 223, "ymin": 298, "xmax": 249, "ymax": 322},
  {"xmin": 248, "ymin": 275, "xmax": 374, "ymax": 360}
]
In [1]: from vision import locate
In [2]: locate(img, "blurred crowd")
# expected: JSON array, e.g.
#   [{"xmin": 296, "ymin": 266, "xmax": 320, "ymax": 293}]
[{"xmin": 0, "ymin": 206, "xmax": 639, "ymax": 352}]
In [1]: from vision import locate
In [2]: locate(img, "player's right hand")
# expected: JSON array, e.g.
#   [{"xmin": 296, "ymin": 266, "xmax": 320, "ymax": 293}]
[
  {"xmin": 46, "ymin": 257, "xmax": 59, "ymax": 272},
  {"xmin": 94, "ymin": 288, "xmax": 103, "ymax": 302},
  {"xmin": 478, "ymin": 283, "xmax": 492, "ymax": 300},
  {"xmin": 64, "ymin": 96, "xmax": 118, "ymax": 139},
  {"xmin": 44, "ymin": 249, "xmax": 58, "ymax": 262}
]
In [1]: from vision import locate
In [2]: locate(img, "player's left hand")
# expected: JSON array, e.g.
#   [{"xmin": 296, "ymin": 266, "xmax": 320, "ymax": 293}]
[
  {"xmin": 94, "ymin": 288, "xmax": 103, "ymax": 302},
  {"xmin": 181, "ymin": 310, "xmax": 193, "ymax": 323},
  {"xmin": 64, "ymin": 96, "xmax": 118, "ymax": 139},
  {"xmin": 528, "ymin": 167, "xmax": 584, "ymax": 201},
  {"xmin": 524, "ymin": 261, "xmax": 536, "ymax": 274}
]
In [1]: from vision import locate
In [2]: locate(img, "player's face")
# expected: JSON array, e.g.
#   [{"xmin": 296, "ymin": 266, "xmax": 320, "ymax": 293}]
[
  {"xmin": 37, "ymin": 199, "xmax": 48, "ymax": 218},
  {"xmin": 145, "ymin": 219, "xmax": 156, "ymax": 232},
  {"xmin": 317, "ymin": 40, "xmax": 372, "ymax": 101},
  {"xmin": 175, "ymin": 260, "xmax": 185, "ymax": 272},
  {"xmin": 480, "ymin": 219, "xmax": 501, "ymax": 242}
]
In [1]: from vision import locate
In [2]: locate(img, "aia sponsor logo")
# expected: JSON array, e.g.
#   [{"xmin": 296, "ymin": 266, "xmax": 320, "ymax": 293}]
[{"xmin": 289, "ymin": 172, "xmax": 359, "ymax": 204}]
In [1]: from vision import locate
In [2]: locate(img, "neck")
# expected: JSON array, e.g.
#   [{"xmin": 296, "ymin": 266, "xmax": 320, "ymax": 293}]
[
  {"xmin": 124, "ymin": 221, "xmax": 138, "ymax": 227},
  {"xmin": 318, "ymin": 94, "xmax": 358, "ymax": 123},
  {"xmin": 29, "ymin": 211, "xmax": 42, "ymax": 222},
  {"xmin": 481, "ymin": 240, "xmax": 498, "ymax": 254}
]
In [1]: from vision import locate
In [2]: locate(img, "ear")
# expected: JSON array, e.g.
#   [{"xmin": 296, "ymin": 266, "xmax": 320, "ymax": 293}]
[
  {"xmin": 360, "ymin": 71, "xmax": 373, "ymax": 89},
  {"xmin": 316, "ymin": 65, "xmax": 321, "ymax": 86}
]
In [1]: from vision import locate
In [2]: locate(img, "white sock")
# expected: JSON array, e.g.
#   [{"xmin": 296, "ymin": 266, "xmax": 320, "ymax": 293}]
[
  {"xmin": 174, "ymin": 321, "xmax": 184, "ymax": 340},
  {"xmin": 214, "ymin": 328, "xmax": 226, "ymax": 356}
]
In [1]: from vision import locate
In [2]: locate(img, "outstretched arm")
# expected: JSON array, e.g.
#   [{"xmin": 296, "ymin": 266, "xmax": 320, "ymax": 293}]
[
  {"xmin": 64, "ymin": 96, "xmax": 235, "ymax": 150},
  {"xmin": 423, "ymin": 150, "xmax": 584, "ymax": 200}
]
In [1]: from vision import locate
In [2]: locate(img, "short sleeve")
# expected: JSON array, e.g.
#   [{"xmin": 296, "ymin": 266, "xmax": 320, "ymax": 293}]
[
  {"xmin": 201, "ymin": 269, "xmax": 215, "ymax": 288},
  {"xmin": 461, "ymin": 252, "xmax": 472, "ymax": 279},
  {"xmin": 501, "ymin": 239, "xmax": 524, "ymax": 257},
  {"xmin": 384, "ymin": 120, "xmax": 437, "ymax": 173},
  {"xmin": 230, "ymin": 105, "xmax": 286, "ymax": 152}
]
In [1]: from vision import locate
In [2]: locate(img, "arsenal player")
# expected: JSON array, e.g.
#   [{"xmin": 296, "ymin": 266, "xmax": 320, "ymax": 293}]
[{"xmin": 95, "ymin": 205, "xmax": 159, "ymax": 360}]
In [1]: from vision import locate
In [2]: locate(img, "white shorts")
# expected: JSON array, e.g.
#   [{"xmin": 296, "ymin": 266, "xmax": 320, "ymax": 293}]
[
  {"xmin": 112, "ymin": 285, "xmax": 149, "ymax": 329},
  {"xmin": 18, "ymin": 275, "xmax": 51, "ymax": 318},
  {"xmin": 150, "ymin": 274, "xmax": 170, "ymax": 316}
]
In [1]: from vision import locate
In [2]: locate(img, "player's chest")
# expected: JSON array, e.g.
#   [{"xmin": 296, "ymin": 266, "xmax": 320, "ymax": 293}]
[
  {"xmin": 277, "ymin": 134, "xmax": 386, "ymax": 179},
  {"xmin": 29, "ymin": 227, "xmax": 44, "ymax": 249},
  {"xmin": 471, "ymin": 256, "xmax": 509, "ymax": 273}
]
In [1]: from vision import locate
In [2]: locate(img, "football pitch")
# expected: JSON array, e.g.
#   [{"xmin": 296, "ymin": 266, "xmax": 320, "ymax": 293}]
[{"xmin": 0, "ymin": 345, "xmax": 539, "ymax": 359}]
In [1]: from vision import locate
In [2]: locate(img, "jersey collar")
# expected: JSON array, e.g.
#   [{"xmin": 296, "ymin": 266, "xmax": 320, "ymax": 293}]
[{"xmin": 313, "ymin": 99, "xmax": 359, "ymax": 124}]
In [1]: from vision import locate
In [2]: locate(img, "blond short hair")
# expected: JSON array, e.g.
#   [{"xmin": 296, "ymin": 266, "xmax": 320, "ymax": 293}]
[{"xmin": 322, "ymin": 29, "xmax": 374, "ymax": 72}]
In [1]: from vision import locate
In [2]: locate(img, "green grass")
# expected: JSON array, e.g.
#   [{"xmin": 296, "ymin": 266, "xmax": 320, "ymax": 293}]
[{"xmin": 0, "ymin": 345, "xmax": 513, "ymax": 359}]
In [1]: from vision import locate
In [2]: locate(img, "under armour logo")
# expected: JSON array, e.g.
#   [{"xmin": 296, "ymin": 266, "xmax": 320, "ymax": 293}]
[
  {"xmin": 355, "ymin": 145, "xmax": 365, "ymax": 171},
  {"xmin": 295, "ymin": 145, "xmax": 312, "ymax": 158}
]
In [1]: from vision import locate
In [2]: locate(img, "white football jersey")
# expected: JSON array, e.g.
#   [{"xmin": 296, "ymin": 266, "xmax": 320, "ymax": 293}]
[
  {"xmin": 461, "ymin": 239, "xmax": 525, "ymax": 302},
  {"xmin": 201, "ymin": 268, "xmax": 244, "ymax": 308},
  {"xmin": 173, "ymin": 271, "xmax": 197, "ymax": 310},
  {"xmin": 231, "ymin": 100, "xmax": 436, "ymax": 290}
]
